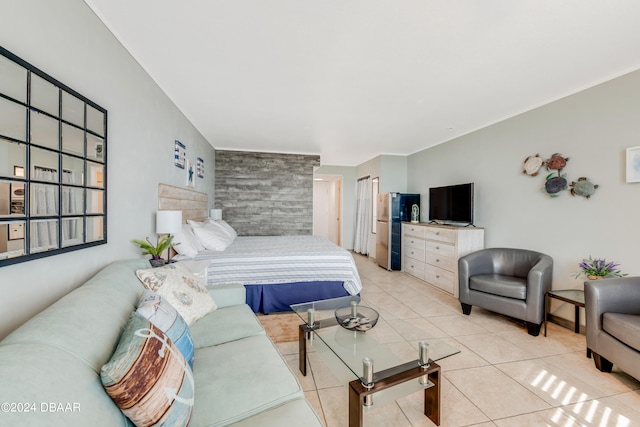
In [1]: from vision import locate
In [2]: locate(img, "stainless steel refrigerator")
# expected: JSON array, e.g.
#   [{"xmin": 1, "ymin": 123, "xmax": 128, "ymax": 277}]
[{"xmin": 376, "ymin": 192, "xmax": 420, "ymax": 270}]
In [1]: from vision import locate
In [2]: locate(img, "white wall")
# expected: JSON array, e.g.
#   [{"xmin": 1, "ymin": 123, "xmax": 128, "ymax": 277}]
[
  {"xmin": 0, "ymin": 0, "xmax": 215, "ymax": 339},
  {"xmin": 407, "ymin": 69, "xmax": 640, "ymax": 322},
  {"xmin": 379, "ymin": 155, "xmax": 408, "ymax": 193}
]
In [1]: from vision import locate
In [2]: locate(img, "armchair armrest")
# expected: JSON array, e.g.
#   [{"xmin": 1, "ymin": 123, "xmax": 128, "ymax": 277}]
[
  {"xmin": 524, "ymin": 255, "xmax": 553, "ymax": 320},
  {"xmin": 459, "ymin": 250, "xmax": 498, "ymax": 302},
  {"xmin": 526, "ymin": 256, "xmax": 554, "ymax": 296},
  {"xmin": 585, "ymin": 277, "xmax": 640, "ymax": 330}
]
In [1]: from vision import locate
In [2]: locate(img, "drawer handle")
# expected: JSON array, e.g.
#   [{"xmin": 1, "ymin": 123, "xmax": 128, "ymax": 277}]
[
  {"xmin": 411, "ymin": 265, "xmax": 414, "ymax": 268},
  {"xmin": 436, "ymin": 275, "xmax": 440, "ymax": 278},
  {"xmin": 411, "ymin": 251, "xmax": 415, "ymax": 255},
  {"xmin": 436, "ymin": 259, "xmax": 440, "ymax": 262},
  {"xmin": 436, "ymin": 246, "xmax": 440, "ymax": 250},
  {"xmin": 436, "ymin": 232, "xmax": 440, "ymax": 235}
]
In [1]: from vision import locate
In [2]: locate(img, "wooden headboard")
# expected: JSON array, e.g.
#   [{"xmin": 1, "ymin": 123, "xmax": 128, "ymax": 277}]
[{"xmin": 158, "ymin": 183, "xmax": 208, "ymax": 223}]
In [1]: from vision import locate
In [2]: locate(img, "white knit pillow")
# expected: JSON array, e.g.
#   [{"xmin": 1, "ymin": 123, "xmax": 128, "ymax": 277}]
[{"xmin": 135, "ymin": 263, "xmax": 217, "ymax": 325}]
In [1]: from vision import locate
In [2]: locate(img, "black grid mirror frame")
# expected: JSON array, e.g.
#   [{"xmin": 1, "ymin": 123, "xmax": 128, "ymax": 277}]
[{"xmin": 0, "ymin": 45, "xmax": 107, "ymax": 267}]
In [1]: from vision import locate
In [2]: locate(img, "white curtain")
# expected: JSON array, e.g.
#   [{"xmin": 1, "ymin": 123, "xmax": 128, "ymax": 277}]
[
  {"xmin": 61, "ymin": 171, "xmax": 81, "ymax": 244},
  {"xmin": 353, "ymin": 177, "xmax": 371, "ymax": 255},
  {"xmin": 31, "ymin": 168, "xmax": 58, "ymax": 252}
]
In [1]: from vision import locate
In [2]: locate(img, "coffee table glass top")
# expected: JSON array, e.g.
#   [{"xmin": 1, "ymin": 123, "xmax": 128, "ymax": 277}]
[{"xmin": 291, "ymin": 295, "xmax": 460, "ymax": 383}]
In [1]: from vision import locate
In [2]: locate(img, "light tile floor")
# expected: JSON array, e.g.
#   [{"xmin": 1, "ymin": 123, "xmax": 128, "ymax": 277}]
[{"xmin": 272, "ymin": 254, "xmax": 640, "ymax": 427}]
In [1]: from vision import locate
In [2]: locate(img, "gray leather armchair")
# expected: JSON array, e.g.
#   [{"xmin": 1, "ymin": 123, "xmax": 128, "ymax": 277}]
[
  {"xmin": 458, "ymin": 248, "xmax": 553, "ymax": 336},
  {"xmin": 585, "ymin": 277, "xmax": 640, "ymax": 381}
]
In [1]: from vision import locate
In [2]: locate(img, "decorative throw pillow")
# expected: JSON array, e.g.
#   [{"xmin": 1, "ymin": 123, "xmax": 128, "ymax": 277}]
[
  {"xmin": 135, "ymin": 263, "xmax": 217, "ymax": 325},
  {"xmin": 101, "ymin": 312, "xmax": 193, "ymax": 427},
  {"xmin": 137, "ymin": 289, "xmax": 195, "ymax": 368},
  {"xmin": 172, "ymin": 224, "xmax": 204, "ymax": 258},
  {"xmin": 188, "ymin": 220, "xmax": 233, "ymax": 251}
]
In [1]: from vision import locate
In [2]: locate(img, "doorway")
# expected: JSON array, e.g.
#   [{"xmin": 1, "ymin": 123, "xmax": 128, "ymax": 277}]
[{"xmin": 313, "ymin": 175, "xmax": 341, "ymax": 246}]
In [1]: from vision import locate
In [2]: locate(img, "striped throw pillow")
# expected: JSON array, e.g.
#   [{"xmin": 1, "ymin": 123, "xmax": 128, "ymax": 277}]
[
  {"xmin": 101, "ymin": 312, "xmax": 194, "ymax": 426},
  {"xmin": 137, "ymin": 289, "xmax": 195, "ymax": 368}
]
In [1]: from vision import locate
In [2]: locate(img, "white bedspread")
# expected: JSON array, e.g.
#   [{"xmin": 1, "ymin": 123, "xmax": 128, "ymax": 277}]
[{"xmin": 190, "ymin": 236, "xmax": 362, "ymax": 295}]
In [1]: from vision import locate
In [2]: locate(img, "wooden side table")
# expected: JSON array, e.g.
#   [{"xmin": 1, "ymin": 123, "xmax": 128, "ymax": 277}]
[{"xmin": 544, "ymin": 289, "xmax": 591, "ymax": 358}]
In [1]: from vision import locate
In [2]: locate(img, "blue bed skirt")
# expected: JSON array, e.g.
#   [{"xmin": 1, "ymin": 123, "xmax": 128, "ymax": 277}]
[{"xmin": 245, "ymin": 281, "xmax": 351, "ymax": 314}]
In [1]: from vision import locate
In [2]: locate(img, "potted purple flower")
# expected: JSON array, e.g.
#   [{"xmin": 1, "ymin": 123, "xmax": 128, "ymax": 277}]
[{"xmin": 573, "ymin": 256, "xmax": 625, "ymax": 280}]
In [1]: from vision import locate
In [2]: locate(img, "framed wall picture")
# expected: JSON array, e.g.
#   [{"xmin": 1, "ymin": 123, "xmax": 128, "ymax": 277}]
[
  {"xmin": 626, "ymin": 146, "xmax": 640, "ymax": 183},
  {"xmin": 174, "ymin": 140, "xmax": 186, "ymax": 169},
  {"xmin": 186, "ymin": 159, "xmax": 195, "ymax": 187},
  {"xmin": 197, "ymin": 157, "xmax": 204, "ymax": 178}
]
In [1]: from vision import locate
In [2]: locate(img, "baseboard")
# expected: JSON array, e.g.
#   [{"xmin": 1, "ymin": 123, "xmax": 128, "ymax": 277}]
[{"xmin": 546, "ymin": 313, "xmax": 585, "ymax": 335}]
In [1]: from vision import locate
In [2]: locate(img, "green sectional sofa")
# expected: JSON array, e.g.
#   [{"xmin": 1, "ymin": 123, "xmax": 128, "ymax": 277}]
[{"xmin": 0, "ymin": 259, "xmax": 323, "ymax": 426}]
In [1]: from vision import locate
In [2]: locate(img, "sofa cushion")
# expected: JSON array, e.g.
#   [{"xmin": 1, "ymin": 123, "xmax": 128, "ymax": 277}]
[
  {"xmin": 190, "ymin": 304, "xmax": 265, "ymax": 349},
  {"xmin": 137, "ymin": 289, "xmax": 195, "ymax": 367},
  {"xmin": 190, "ymin": 334, "xmax": 303, "ymax": 427},
  {"xmin": 469, "ymin": 274, "xmax": 527, "ymax": 300},
  {"xmin": 603, "ymin": 313, "xmax": 640, "ymax": 352},
  {"xmin": 136, "ymin": 263, "xmax": 217, "ymax": 325},
  {"xmin": 101, "ymin": 312, "xmax": 194, "ymax": 427}
]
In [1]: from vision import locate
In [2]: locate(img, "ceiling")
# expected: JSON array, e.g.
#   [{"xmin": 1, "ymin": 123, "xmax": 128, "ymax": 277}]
[{"xmin": 84, "ymin": 1, "xmax": 640, "ymax": 166}]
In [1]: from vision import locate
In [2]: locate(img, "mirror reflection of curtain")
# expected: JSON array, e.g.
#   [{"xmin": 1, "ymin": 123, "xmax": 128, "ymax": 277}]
[
  {"xmin": 353, "ymin": 177, "xmax": 371, "ymax": 255},
  {"xmin": 32, "ymin": 167, "xmax": 58, "ymax": 251},
  {"xmin": 61, "ymin": 170, "xmax": 80, "ymax": 243}
]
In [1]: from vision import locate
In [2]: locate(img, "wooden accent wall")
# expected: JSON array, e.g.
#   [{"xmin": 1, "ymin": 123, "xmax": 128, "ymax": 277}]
[
  {"xmin": 214, "ymin": 150, "xmax": 320, "ymax": 236},
  {"xmin": 158, "ymin": 183, "xmax": 208, "ymax": 223}
]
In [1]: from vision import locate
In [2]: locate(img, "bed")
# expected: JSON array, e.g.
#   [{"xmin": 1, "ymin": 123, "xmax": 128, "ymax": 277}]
[{"xmin": 159, "ymin": 184, "xmax": 363, "ymax": 313}]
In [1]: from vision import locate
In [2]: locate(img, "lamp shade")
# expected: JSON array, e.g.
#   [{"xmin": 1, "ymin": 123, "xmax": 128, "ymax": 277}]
[
  {"xmin": 210, "ymin": 209, "xmax": 222, "ymax": 220},
  {"xmin": 156, "ymin": 210, "xmax": 182, "ymax": 235}
]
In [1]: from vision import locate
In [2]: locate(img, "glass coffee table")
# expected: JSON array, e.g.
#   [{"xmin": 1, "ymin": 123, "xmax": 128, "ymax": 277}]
[{"xmin": 291, "ymin": 296, "xmax": 459, "ymax": 427}]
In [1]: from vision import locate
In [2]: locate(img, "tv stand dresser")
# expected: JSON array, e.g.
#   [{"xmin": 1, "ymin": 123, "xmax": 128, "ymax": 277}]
[{"xmin": 402, "ymin": 223, "xmax": 484, "ymax": 298}]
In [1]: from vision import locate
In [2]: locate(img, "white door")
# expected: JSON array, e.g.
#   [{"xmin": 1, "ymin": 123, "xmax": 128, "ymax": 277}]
[{"xmin": 313, "ymin": 176, "xmax": 341, "ymax": 246}]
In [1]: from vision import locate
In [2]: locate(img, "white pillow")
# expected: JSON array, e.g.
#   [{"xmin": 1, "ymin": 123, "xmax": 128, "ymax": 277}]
[
  {"xmin": 189, "ymin": 220, "xmax": 233, "ymax": 251},
  {"xmin": 172, "ymin": 224, "xmax": 204, "ymax": 257},
  {"xmin": 210, "ymin": 219, "xmax": 237, "ymax": 240},
  {"xmin": 135, "ymin": 263, "xmax": 217, "ymax": 325}
]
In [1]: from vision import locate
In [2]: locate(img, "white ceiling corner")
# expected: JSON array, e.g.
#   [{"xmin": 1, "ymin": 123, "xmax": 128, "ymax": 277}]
[{"xmin": 84, "ymin": 0, "xmax": 640, "ymax": 166}]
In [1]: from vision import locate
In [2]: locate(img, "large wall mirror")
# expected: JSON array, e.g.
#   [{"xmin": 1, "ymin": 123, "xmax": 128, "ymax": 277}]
[{"xmin": 0, "ymin": 46, "xmax": 107, "ymax": 267}]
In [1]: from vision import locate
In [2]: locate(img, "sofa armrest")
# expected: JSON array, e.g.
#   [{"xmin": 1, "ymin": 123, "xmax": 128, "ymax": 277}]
[{"xmin": 208, "ymin": 283, "xmax": 246, "ymax": 308}]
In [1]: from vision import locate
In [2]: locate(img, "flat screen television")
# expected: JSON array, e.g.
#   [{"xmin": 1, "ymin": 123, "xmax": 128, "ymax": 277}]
[{"xmin": 428, "ymin": 183, "xmax": 474, "ymax": 225}]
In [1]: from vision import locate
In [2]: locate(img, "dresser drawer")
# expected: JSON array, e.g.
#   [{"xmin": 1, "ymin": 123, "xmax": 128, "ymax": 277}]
[
  {"xmin": 425, "ymin": 266, "xmax": 455, "ymax": 294},
  {"xmin": 424, "ymin": 240, "xmax": 455, "ymax": 258},
  {"xmin": 425, "ymin": 252, "xmax": 455, "ymax": 271},
  {"xmin": 404, "ymin": 257, "xmax": 425, "ymax": 279},
  {"xmin": 405, "ymin": 236, "xmax": 426, "ymax": 251},
  {"xmin": 403, "ymin": 224, "xmax": 426, "ymax": 238},
  {"xmin": 424, "ymin": 227, "xmax": 456, "ymax": 244},
  {"xmin": 405, "ymin": 246, "xmax": 425, "ymax": 262}
]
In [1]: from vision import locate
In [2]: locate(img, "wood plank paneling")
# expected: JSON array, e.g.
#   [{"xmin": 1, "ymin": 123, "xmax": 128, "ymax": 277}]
[
  {"xmin": 158, "ymin": 183, "xmax": 208, "ymax": 223},
  {"xmin": 214, "ymin": 151, "xmax": 320, "ymax": 236}
]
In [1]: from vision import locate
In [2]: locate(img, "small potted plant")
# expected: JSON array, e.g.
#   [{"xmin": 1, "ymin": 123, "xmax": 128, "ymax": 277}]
[
  {"xmin": 132, "ymin": 235, "xmax": 175, "ymax": 267},
  {"xmin": 573, "ymin": 256, "xmax": 625, "ymax": 280}
]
